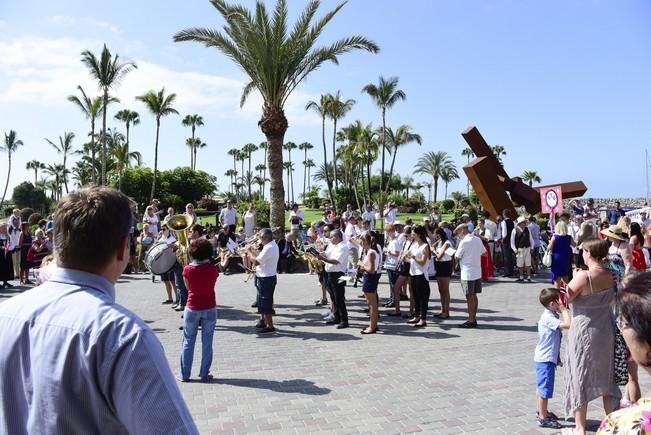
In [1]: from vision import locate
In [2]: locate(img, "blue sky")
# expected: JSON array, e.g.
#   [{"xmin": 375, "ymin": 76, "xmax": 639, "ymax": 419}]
[{"xmin": 0, "ymin": 0, "xmax": 650, "ymax": 201}]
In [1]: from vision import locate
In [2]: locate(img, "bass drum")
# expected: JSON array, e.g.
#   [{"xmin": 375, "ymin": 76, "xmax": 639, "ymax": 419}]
[{"xmin": 144, "ymin": 242, "xmax": 177, "ymax": 275}]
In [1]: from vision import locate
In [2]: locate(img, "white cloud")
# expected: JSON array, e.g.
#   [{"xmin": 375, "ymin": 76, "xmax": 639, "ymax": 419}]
[
  {"xmin": 0, "ymin": 36, "xmax": 320, "ymax": 126},
  {"xmin": 50, "ymin": 15, "xmax": 121, "ymax": 35}
]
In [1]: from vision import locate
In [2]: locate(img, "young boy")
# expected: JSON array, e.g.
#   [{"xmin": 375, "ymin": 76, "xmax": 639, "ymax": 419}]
[{"xmin": 534, "ymin": 288, "xmax": 571, "ymax": 428}]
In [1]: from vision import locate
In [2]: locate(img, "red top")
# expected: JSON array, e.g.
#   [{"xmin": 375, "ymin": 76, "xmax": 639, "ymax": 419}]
[{"xmin": 182, "ymin": 262, "xmax": 218, "ymax": 310}]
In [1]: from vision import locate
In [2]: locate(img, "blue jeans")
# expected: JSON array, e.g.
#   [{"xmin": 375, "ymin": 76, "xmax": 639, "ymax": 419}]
[
  {"xmin": 173, "ymin": 263, "xmax": 187, "ymax": 306},
  {"xmin": 180, "ymin": 307, "xmax": 217, "ymax": 380}
]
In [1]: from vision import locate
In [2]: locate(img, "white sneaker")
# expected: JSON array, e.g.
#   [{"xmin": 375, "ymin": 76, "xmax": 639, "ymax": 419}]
[
  {"xmin": 322, "ymin": 310, "xmax": 332, "ymax": 317},
  {"xmin": 323, "ymin": 313, "xmax": 334, "ymax": 321}
]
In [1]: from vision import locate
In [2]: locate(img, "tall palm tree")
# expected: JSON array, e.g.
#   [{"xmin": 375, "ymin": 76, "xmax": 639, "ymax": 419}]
[
  {"xmin": 242, "ymin": 143, "xmax": 259, "ymax": 199},
  {"xmin": 298, "ymin": 142, "xmax": 314, "ymax": 200},
  {"xmin": 26, "ymin": 160, "xmax": 45, "ymax": 185},
  {"xmin": 415, "ymin": 151, "xmax": 454, "ymax": 203},
  {"xmin": 236, "ymin": 149, "xmax": 246, "ymax": 198},
  {"xmin": 114, "ymin": 109, "xmax": 140, "ymax": 169},
  {"xmin": 136, "ymin": 88, "xmax": 179, "ymax": 201},
  {"xmin": 304, "ymin": 158, "xmax": 316, "ymax": 191},
  {"xmin": 72, "ymin": 161, "xmax": 93, "ymax": 188},
  {"xmin": 68, "ymin": 86, "xmax": 106, "ymax": 184},
  {"xmin": 491, "ymin": 145, "xmax": 506, "ymax": 164},
  {"xmin": 1, "ymin": 131, "xmax": 24, "ymax": 207},
  {"xmin": 521, "ymin": 170, "xmax": 542, "ymax": 187},
  {"xmin": 327, "ymin": 91, "xmax": 355, "ymax": 193},
  {"xmin": 193, "ymin": 139, "xmax": 207, "ymax": 169},
  {"xmin": 362, "ymin": 76, "xmax": 406, "ymax": 194},
  {"xmin": 306, "ymin": 94, "xmax": 336, "ymax": 210},
  {"xmin": 43, "ymin": 164, "xmax": 68, "ymax": 202},
  {"xmin": 80, "ymin": 45, "xmax": 136, "ymax": 185},
  {"xmin": 441, "ymin": 165, "xmax": 460, "ymax": 199},
  {"xmin": 282, "ymin": 161, "xmax": 293, "ymax": 204},
  {"xmin": 384, "ymin": 125, "xmax": 422, "ymax": 195},
  {"xmin": 461, "ymin": 146, "xmax": 475, "ymax": 196},
  {"xmin": 185, "ymin": 137, "xmax": 198, "ymax": 167},
  {"xmin": 182, "ymin": 114, "xmax": 204, "ymax": 169},
  {"xmin": 45, "ymin": 132, "xmax": 75, "ymax": 193},
  {"xmin": 227, "ymin": 148, "xmax": 239, "ymax": 182},
  {"xmin": 174, "ymin": 0, "xmax": 379, "ymax": 235},
  {"xmin": 283, "ymin": 142, "xmax": 298, "ymax": 203},
  {"xmin": 403, "ymin": 175, "xmax": 414, "ymax": 199}
]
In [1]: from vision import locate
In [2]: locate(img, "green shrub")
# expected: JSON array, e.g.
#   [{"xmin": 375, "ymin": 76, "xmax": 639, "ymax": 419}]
[
  {"xmin": 439, "ymin": 199, "xmax": 455, "ymax": 213},
  {"xmin": 28, "ymin": 213, "xmax": 43, "ymax": 226},
  {"xmin": 20, "ymin": 208, "xmax": 35, "ymax": 223},
  {"xmin": 240, "ymin": 200, "xmax": 271, "ymax": 226},
  {"xmin": 303, "ymin": 188, "xmax": 322, "ymax": 209},
  {"xmin": 2, "ymin": 206, "xmax": 13, "ymax": 218}
]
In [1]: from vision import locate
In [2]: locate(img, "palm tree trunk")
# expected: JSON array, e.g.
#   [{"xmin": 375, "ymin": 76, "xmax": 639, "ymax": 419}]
[
  {"xmin": 191, "ymin": 125, "xmax": 196, "ymax": 170},
  {"xmin": 1, "ymin": 152, "xmax": 11, "ymax": 208},
  {"xmin": 263, "ymin": 148, "xmax": 267, "ymax": 200},
  {"xmin": 248, "ymin": 152, "xmax": 252, "ymax": 199},
  {"xmin": 307, "ymin": 166, "xmax": 311, "ymax": 191},
  {"xmin": 445, "ymin": 182, "xmax": 449, "ymax": 199},
  {"xmin": 366, "ymin": 156, "xmax": 372, "ymax": 204},
  {"xmin": 381, "ymin": 108, "xmax": 386, "ymax": 193},
  {"xmin": 63, "ymin": 154, "xmax": 69, "ymax": 193},
  {"xmin": 194, "ymin": 148, "xmax": 198, "ymax": 171},
  {"xmin": 33, "ymin": 169, "xmax": 37, "ymax": 186},
  {"xmin": 359, "ymin": 165, "xmax": 367, "ymax": 208},
  {"xmin": 302, "ymin": 150, "xmax": 307, "ymax": 202},
  {"xmin": 433, "ymin": 177, "xmax": 439, "ymax": 203},
  {"xmin": 321, "ymin": 116, "xmax": 335, "ymax": 211},
  {"xmin": 266, "ymin": 137, "xmax": 284, "ymax": 237},
  {"xmin": 385, "ymin": 145, "xmax": 398, "ymax": 196},
  {"xmin": 91, "ymin": 119, "xmax": 97, "ymax": 185},
  {"xmin": 150, "ymin": 119, "xmax": 160, "ymax": 202},
  {"xmin": 101, "ymin": 90, "xmax": 108, "ymax": 185},
  {"xmin": 331, "ymin": 119, "xmax": 338, "ymax": 194}
]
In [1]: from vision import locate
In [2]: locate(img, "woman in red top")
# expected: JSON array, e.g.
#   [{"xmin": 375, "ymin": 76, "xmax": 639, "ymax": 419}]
[{"xmin": 179, "ymin": 239, "xmax": 219, "ymax": 382}]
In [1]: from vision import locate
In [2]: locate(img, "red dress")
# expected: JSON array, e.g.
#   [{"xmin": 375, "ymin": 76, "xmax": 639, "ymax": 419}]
[{"xmin": 481, "ymin": 240, "xmax": 494, "ymax": 281}]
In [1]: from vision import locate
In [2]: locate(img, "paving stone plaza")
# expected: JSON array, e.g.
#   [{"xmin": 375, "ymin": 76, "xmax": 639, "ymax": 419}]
[{"xmin": 4, "ymin": 271, "xmax": 648, "ymax": 434}]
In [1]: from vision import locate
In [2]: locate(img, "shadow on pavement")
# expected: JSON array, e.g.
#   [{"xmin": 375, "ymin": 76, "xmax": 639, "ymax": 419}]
[{"xmin": 214, "ymin": 377, "xmax": 331, "ymax": 395}]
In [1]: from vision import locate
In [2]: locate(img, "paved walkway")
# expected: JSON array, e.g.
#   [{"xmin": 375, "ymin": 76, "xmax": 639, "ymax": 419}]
[{"xmin": 3, "ymin": 271, "xmax": 647, "ymax": 434}]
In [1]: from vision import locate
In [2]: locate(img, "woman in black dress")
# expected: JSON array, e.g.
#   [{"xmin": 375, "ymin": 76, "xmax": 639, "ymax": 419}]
[
  {"xmin": 19, "ymin": 222, "xmax": 33, "ymax": 285},
  {"xmin": 0, "ymin": 223, "xmax": 15, "ymax": 288}
]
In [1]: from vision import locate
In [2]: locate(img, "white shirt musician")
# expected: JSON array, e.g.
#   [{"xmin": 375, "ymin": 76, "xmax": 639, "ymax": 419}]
[{"xmin": 247, "ymin": 229, "xmax": 279, "ymax": 333}]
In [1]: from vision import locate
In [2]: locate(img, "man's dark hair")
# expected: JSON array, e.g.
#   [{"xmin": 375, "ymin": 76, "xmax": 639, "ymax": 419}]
[
  {"xmin": 539, "ymin": 288, "xmax": 561, "ymax": 308},
  {"xmin": 54, "ymin": 187, "xmax": 131, "ymax": 271},
  {"xmin": 482, "ymin": 211, "xmax": 490, "ymax": 219},
  {"xmin": 191, "ymin": 224, "xmax": 204, "ymax": 235},
  {"xmin": 189, "ymin": 238, "xmax": 213, "ymax": 261},
  {"xmin": 617, "ymin": 272, "xmax": 651, "ymax": 366},
  {"xmin": 502, "ymin": 209, "xmax": 511, "ymax": 218}
]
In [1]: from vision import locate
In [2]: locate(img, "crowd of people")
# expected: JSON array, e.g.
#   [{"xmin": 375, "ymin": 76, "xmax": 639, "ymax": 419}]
[{"xmin": 2, "ymin": 189, "xmax": 651, "ymax": 434}]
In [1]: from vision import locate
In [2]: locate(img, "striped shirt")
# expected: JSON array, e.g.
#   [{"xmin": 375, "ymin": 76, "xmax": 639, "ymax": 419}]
[{"xmin": 0, "ymin": 268, "xmax": 198, "ymax": 435}]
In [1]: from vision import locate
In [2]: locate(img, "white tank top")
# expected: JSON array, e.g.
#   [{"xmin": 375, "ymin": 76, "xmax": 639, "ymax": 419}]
[
  {"xmin": 409, "ymin": 242, "xmax": 429, "ymax": 276},
  {"xmin": 364, "ymin": 248, "xmax": 381, "ymax": 273}
]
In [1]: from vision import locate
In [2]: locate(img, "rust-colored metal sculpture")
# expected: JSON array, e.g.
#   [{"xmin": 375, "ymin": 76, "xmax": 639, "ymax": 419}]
[{"xmin": 461, "ymin": 126, "xmax": 587, "ymax": 218}]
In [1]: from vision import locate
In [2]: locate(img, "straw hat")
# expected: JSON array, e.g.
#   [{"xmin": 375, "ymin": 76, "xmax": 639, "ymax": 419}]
[
  {"xmin": 454, "ymin": 223, "xmax": 468, "ymax": 234},
  {"xmin": 600, "ymin": 225, "xmax": 628, "ymax": 241},
  {"xmin": 516, "ymin": 216, "xmax": 527, "ymax": 225}
]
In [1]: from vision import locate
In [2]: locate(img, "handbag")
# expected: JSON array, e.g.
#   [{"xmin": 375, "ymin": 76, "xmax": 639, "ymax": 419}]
[{"xmin": 542, "ymin": 250, "xmax": 552, "ymax": 267}]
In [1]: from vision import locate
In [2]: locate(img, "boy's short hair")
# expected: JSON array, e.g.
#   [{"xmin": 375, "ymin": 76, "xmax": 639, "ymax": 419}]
[{"xmin": 539, "ymin": 288, "xmax": 561, "ymax": 308}]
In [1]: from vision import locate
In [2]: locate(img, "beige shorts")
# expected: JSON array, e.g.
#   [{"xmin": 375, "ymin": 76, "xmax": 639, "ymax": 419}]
[{"xmin": 516, "ymin": 247, "xmax": 532, "ymax": 268}]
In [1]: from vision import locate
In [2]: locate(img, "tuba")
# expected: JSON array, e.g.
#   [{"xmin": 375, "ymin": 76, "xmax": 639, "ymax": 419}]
[{"xmin": 167, "ymin": 214, "xmax": 193, "ymax": 265}]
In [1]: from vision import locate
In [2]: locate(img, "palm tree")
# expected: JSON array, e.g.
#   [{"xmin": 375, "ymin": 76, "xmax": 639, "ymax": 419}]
[
  {"xmin": 403, "ymin": 175, "xmax": 414, "ymax": 199},
  {"xmin": 112, "ymin": 141, "xmax": 142, "ymax": 191},
  {"xmin": 182, "ymin": 114, "xmax": 204, "ymax": 170},
  {"xmin": 114, "ymin": 109, "xmax": 140, "ymax": 169},
  {"xmin": 423, "ymin": 181, "xmax": 433, "ymax": 203},
  {"xmin": 45, "ymin": 132, "xmax": 75, "ymax": 193},
  {"xmin": 236, "ymin": 149, "xmax": 246, "ymax": 198},
  {"xmin": 80, "ymin": 45, "xmax": 136, "ymax": 185},
  {"xmin": 461, "ymin": 146, "xmax": 475, "ymax": 196},
  {"xmin": 491, "ymin": 145, "xmax": 507, "ymax": 164},
  {"xmin": 258, "ymin": 141, "xmax": 268, "ymax": 198},
  {"xmin": 415, "ymin": 151, "xmax": 454, "ymax": 203},
  {"xmin": 43, "ymin": 164, "xmax": 68, "ymax": 202},
  {"xmin": 298, "ymin": 142, "xmax": 314, "ymax": 201},
  {"xmin": 440, "ymin": 165, "xmax": 460, "ymax": 199},
  {"xmin": 26, "ymin": 160, "xmax": 45, "ymax": 185},
  {"xmin": 225, "ymin": 169, "xmax": 237, "ymax": 194},
  {"xmin": 174, "ymin": 0, "xmax": 379, "ymax": 235},
  {"xmin": 72, "ymin": 161, "xmax": 93, "ymax": 188},
  {"xmin": 306, "ymin": 94, "xmax": 336, "ymax": 210},
  {"xmin": 242, "ymin": 143, "xmax": 259, "ymax": 199},
  {"xmin": 227, "ymin": 148, "xmax": 239, "ymax": 181},
  {"xmin": 384, "ymin": 125, "xmax": 422, "ymax": 195},
  {"xmin": 362, "ymin": 76, "xmax": 406, "ymax": 195},
  {"xmin": 327, "ymin": 91, "xmax": 355, "ymax": 193},
  {"xmin": 193, "ymin": 139, "xmax": 207, "ymax": 169},
  {"xmin": 282, "ymin": 161, "xmax": 294, "ymax": 204},
  {"xmin": 68, "ymin": 86, "xmax": 105, "ymax": 184},
  {"xmin": 185, "ymin": 137, "xmax": 198, "ymax": 167},
  {"xmin": 136, "ymin": 88, "xmax": 179, "ymax": 201},
  {"xmin": 1, "ymin": 131, "xmax": 24, "ymax": 206},
  {"xmin": 521, "ymin": 170, "xmax": 542, "ymax": 187},
  {"xmin": 283, "ymin": 142, "xmax": 298, "ymax": 203},
  {"xmin": 304, "ymin": 158, "xmax": 316, "ymax": 191}
]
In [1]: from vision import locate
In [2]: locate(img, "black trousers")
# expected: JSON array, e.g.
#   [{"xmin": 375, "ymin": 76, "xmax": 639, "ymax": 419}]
[
  {"xmin": 410, "ymin": 274, "xmax": 430, "ymax": 320},
  {"xmin": 277, "ymin": 255, "xmax": 294, "ymax": 273},
  {"xmin": 327, "ymin": 272, "xmax": 348, "ymax": 324},
  {"xmin": 502, "ymin": 242, "xmax": 514, "ymax": 275}
]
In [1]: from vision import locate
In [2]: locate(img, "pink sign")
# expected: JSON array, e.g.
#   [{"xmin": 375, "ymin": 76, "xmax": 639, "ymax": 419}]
[{"xmin": 540, "ymin": 186, "xmax": 563, "ymax": 214}]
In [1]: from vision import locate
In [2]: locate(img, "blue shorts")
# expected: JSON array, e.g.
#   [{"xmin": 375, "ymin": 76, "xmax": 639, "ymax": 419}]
[
  {"xmin": 535, "ymin": 361, "xmax": 556, "ymax": 399},
  {"xmin": 256, "ymin": 276, "xmax": 277, "ymax": 315},
  {"xmin": 362, "ymin": 273, "xmax": 380, "ymax": 293}
]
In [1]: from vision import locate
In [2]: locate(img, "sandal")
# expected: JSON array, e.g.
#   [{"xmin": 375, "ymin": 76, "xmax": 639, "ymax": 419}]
[
  {"xmin": 161, "ymin": 299, "xmax": 173, "ymax": 304},
  {"xmin": 360, "ymin": 328, "xmax": 377, "ymax": 335},
  {"xmin": 413, "ymin": 322, "xmax": 427, "ymax": 328},
  {"xmin": 434, "ymin": 313, "xmax": 450, "ymax": 319},
  {"xmin": 406, "ymin": 317, "xmax": 420, "ymax": 324}
]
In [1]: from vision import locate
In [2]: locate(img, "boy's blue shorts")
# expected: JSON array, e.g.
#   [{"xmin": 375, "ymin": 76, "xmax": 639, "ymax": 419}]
[{"xmin": 535, "ymin": 361, "xmax": 556, "ymax": 399}]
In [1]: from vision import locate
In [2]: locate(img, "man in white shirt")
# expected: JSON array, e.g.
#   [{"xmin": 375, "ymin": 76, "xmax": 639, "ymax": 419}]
[
  {"xmin": 8, "ymin": 209, "xmax": 21, "ymax": 279},
  {"xmin": 638, "ymin": 210, "xmax": 651, "ymax": 229},
  {"xmin": 361, "ymin": 205, "xmax": 376, "ymax": 231},
  {"xmin": 481, "ymin": 211, "xmax": 498, "ymax": 262},
  {"xmin": 219, "ymin": 200, "xmax": 237, "ymax": 232},
  {"xmin": 510, "ymin": 216, "xmax": 535, "ymax": 282},
  {"xmin": 454, "ymin": 223, "xmax": 486, "ymax": 328},
  {"xmin": 246, "ymin": 228, "xmax": 279, "ymax": 333},
  {"xmin": 342, "ymin": 204, "xmax": 354, "ymax": 221},
  {"xmin": 319, "ymin": 229, "xmax": 350, "ymax": 328},
  {"xmin": 461, "ymin": 213, "xmax": 475, "ymax": 233},
  {"xmin": 344, "ymin": 215, "xmax": 360, "ymax": 274},
  {"xmin": 383, "ymin": 202, "xmax": 398, "ymax": 225}
]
